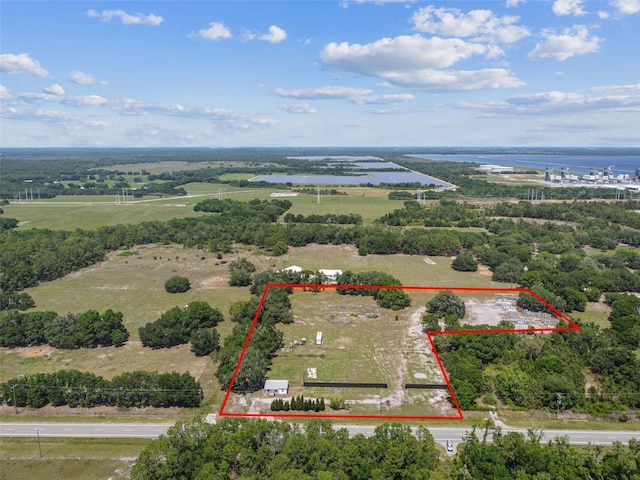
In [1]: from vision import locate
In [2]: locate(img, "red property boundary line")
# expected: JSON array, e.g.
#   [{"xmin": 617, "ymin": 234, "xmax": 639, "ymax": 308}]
[{"xmin": 219, "ymin": 284, "xmax": 580, "ymax": 421}]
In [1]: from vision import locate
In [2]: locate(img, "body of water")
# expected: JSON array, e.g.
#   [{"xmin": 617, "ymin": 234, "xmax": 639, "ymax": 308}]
[
  {"xmin": 252, "ymin": 171, "xmax": 452, "ymax": 187},
  {"xmin": 408, "ymin": 152, "xmax": 640, "ymax": 176}
]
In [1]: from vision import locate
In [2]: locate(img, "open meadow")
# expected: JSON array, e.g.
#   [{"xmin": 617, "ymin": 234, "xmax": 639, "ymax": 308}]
[
  {"xmin": 2, "ymin": 182, "xmax": 403, "ymax": 229},
  {"xmin": 222, "ymin": 288, "xmax": 542, "ymax": 418},
  {"xmin": 0, "ymin": 437, "xmax": 149, "ymax": 480}
]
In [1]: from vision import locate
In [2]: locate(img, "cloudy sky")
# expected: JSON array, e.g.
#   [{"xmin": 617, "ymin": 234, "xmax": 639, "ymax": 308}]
[{"xmin": 1, "ymin": 0, "xmax": 639, "ymax": 147}]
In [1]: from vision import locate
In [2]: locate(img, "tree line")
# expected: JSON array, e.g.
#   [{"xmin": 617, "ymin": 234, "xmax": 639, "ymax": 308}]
[
  {"xmin": 336, "ymin": 270, "xmax": 412, "ymax": 310},
  {"xmin": 130, "ymin": 417, "xmax": 639, "ymax": 480},
  {"xmin": 138, "ymin": 301, "xmax": 223, "ymax": 353},
  {"xmin": 283, "ymin": 212, "xmax": 362, "ymax": 225},
  {"xmin": 433, "ymin": 294, "xmax": 640, "ymax": 412},
  {"xmin": 1, "ymin": 369, "xmax": 201, "ymax": 409},
  {"xmin": 0, "ymin": 309, "xmax": 129, "ymax": 349},
  {"xmin": 216, "ymin": 287, "xmax": 292, "ymax": 393}
]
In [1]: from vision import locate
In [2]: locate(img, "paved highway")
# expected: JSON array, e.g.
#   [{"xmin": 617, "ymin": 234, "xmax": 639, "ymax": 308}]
[
  {"xmin": 0, "ymin": 422, "xmax": 173, "ymax": 439},
  {"xmin": 1, "ymin": 420, "xmax": 637, "ymax": 451}
]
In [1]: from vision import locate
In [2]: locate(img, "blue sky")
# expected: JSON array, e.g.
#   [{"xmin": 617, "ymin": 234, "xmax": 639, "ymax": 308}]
[{"xmin": 1, "ymin": 0, "xmax": 639, "ymax": 147}]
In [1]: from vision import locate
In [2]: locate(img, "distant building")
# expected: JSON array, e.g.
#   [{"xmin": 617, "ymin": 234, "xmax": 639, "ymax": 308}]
[
  {"xmin": 281, "ymin": 265, "xmax": 303, "ymax": 273},
  {"xmin": 319, "ymin": 269, "xmax": 342, "ymax": 282},
  {"xmin": 263, "ymin": 379, "xmax": 289, "ymax": 395}
]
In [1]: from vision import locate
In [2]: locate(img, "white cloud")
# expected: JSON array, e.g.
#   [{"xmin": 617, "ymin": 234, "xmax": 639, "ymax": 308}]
[
  {"xmin": 1, "ymin": 107, "xmax": 91, "ymax": 124},
  {"xmin": 43, "ymin": 84, "xmax": 65, "ymax": 96},
  {"xmin": 111, "ymin": 99, "xmax": 275, "ymax": 129},
  {"xmin": 321, "ymin": 35, "xmax": 487, "ymax": 73},
  {"xmin": 273, "ymin": 86, "xmax": 415, "ymax": 104},
  {"xmin": 411, "ymin": 6, "xmax": 530, "ymax": 43},
  {"xmin": 0, "ymin": 85, "xmax": 11, "ymax": 101},
  {"xmin": 598, "ymin": 10, "xmax": 611, "ymax": 18},
  {"xmin": 528, "ymin": 25, "xmax": 602, "ymax": 61},
  {"xmin": 63, "ymin": 95, "xmax": 109, "ymax": 107},
  {"xmin": 612, "ymin": 0, "xmax": 640, "ymax": 14},
  {"xmin": 552, "ymin": 0, "xmax": 587, "ymax": 16},
  {"xmin": 0, "ymin": 53, "xmax": 49, "ymax": 77},
  {"xmin": 86, "ymin": 9, "xmax": 163, "ymax": 26},
  {"xmin": 383, "ymin": 68, "xmax": 525, "ymax": 91},
  {"xmin": 589, "ymin": 82, "xmax": 640, "ymax": 92},
  {"xmin": 320, "ymin": 35, "xmax": 524, "ymax": 91},
  {"xmin": 273, "ymin": 86, "xmax": 372, "ymax": 100},
  {"xmin": 195, "ymin": 22, "xmax": 232, "ymax": 41},
  {"xmin": 506, "ymin": 0, "xmax": 525, "ymax": 7},
  {"xmin": 244, "ymin": 25, "xmax": 287, "ymax": 43},
  {"xmin": 19, "ymin": 91, "xmax": 109, "ymax": 107},
  {"xmin": 69, "ymin": 71, "xmax": 106, "ymax": 85},
  {"xmin": 352, "ymin": 93, "xmax": 415, "ymax": 104},
  {"xmin": 279, "ymin": 103, "xmax": 317, "ymax": 114},
  {"xmin": 457, "ymin": 88, "xmax": 640, "ymax": 115}
]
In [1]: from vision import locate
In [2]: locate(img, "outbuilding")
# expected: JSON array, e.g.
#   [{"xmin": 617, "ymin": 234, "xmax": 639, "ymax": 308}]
[{"xmin": 263, "ymin": 379, "xmax": 289, "ymax": 396}]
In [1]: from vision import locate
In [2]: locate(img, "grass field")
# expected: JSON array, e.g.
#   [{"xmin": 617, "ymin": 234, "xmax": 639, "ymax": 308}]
[
  {"xmin": 224, "ymin": 289, "xmax": 524, "ymax": 418},
  {"xmin": 568, "ymin": 303, "xmax": 611, "ymax": 329},
  {"xmin": 0, "ymin": 437, "xmax": 149, "ymax": 480},
  {"xmin": 280, "ymin": 245, "xmax": 509, "ymax": 288},
  {"xmin": 1, "ymin": 233, "xmax": 511, "ymax": 415},
  {"xmin": 2, "ymin": 184, "xmax": 411, "ymax": 229},
  {"xmin": 0, "ymin": 244, "xmax": 276, "ymax": 410}
]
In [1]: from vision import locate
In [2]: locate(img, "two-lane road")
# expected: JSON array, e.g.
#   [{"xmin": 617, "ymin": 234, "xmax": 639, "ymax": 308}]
[
  {"xmin": 0, "ymin": 422, "xmax": 173, "ymax": 439},
  {"xmin": 1, "ymin": 421, "xmax": 637, "ymax": 451}
]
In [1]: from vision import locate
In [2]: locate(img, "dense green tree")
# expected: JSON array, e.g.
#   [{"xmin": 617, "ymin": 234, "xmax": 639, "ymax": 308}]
[
  {"xmin": 426, "ymin": 291, "xmax": 466, "ymax": 320},
  {"xmin": 376, "ymin": 288, "xmax": 411, "ymax": 310},
  {"xmin": 451, "ymin": 252, "xmax": 478, "ymax": 272},
  {"xmin": 190, "ymin": 329, "xmax": 220, "ymax": 356},
  {"xmin": 164, "ymin": 275, "xmax": 190, "ymax": 293},
  {"xmin": 422, "ymin": 313, "xmax": 440, "ymax": 332},
  {"xmin": 229, "ymin": 258, "xmax": 257, "ymax": 287}
]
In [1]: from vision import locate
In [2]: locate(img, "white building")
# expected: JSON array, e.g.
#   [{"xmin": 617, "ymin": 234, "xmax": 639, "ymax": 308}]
[
  {"xmin": 319, "ymin": 269, "xmax": 342, "ymax": 282},
  {"xmin": 316, "ymin": 331, "xmax": 323, "ymax": 345},
  {"xmin": 263, "ymin": 379, "xmax": 289, "ymax": 395},
  {"xmin": 281, "ymin": 265, "xmax": 303, "ymax": 273}
]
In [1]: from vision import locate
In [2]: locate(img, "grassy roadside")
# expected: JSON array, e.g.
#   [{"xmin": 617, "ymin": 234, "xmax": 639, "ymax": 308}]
[{"xmin": 0, "ymin": 437, "xmax": 150, "ymax": 480}]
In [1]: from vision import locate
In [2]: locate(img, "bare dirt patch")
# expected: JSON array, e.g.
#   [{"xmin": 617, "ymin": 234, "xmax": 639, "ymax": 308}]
[
  {"xmin": 16, "ymin": 345, "xmax": 56, "ymax": 359},
  {"xmin": 199, "ymin": 276, "xmax": 228, "ymax": 289},
  {"xmin": 477, "ymin": 265, "xmax": 492, "ymax": 277},
  {"xmin": 465, "ymin": 299, "xmax": 505, "ymax": 326}
]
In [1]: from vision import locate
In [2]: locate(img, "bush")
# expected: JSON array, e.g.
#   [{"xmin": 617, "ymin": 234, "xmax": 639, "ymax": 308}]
[
  {"xmin": 190, "ymin": 329, "xmax": 220, "ymax": 356},
  {"xmin": 164, "ymin": 276, "xmax": 190, "ymax": 293},
  {"xmin": 452, "ymin": 252, "xmax": 478, "ymax": 272},
  {"xmin": 426, "ymin": 290, "xmax": 466, "ymax": 320}
]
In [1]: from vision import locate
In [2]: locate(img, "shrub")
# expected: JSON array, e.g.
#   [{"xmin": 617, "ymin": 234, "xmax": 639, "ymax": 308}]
[{"xmin": 165, "ymin": 276, "xmax": 190, "ymax": 293}]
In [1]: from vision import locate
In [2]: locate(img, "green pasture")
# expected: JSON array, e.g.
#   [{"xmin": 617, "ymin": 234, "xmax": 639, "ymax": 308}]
[
  {"xmin": 2, "ymin": 198, "xmax": 207, "ymax": 230},
  {"xmin": 99, "ymin": 160, "xmax": 216, "ymax": 174},
  {"xmin": 0, "ymin": 437, "xmax": 149, "ymax": 480},
  {"xmin": 231, "ymin": 289, "xmax": 458, "ymax": 418},
  {"xmin": 218, "ymin": 173, "xmax": 256, "ymax": 181},
  {"xmin": 279, "ymin": 245, "xmax": 511, "ymax": 289},
  {"xmin": 0, "ymin": 244, "xmax": 271, "ymax": 398},
  {"xmin": 568, "ymin": 303, "xmax": 611, "ymax": 329},
  {"xmin": 3, "ymin": 182, "xmax": 427, "ymax": 230}
]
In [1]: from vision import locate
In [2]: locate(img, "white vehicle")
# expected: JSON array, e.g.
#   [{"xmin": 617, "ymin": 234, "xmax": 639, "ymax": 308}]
[{"xmin": 446, "ymin": 440, "xmax": 454, "ymax": 453}]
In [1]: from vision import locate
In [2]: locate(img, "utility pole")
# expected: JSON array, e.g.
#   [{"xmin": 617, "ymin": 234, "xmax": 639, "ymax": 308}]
[
  {"xmin": 35, "ymin": 428, "xmax": 42, "ymax": 457},
  {"xmin": 11, "ymin": 384, "xmax": 18, "ymax": 414}
]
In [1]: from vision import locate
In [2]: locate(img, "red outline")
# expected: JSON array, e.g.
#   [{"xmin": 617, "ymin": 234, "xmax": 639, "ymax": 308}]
[{"xmin": 219, "ymin": 284, "xmax": 580, "ymax": 421}]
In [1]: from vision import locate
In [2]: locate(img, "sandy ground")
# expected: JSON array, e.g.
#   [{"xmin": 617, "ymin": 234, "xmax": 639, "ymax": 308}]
[{"xmin": 465, "ymin": 299, "xmax": 506, "ymax": 326}]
